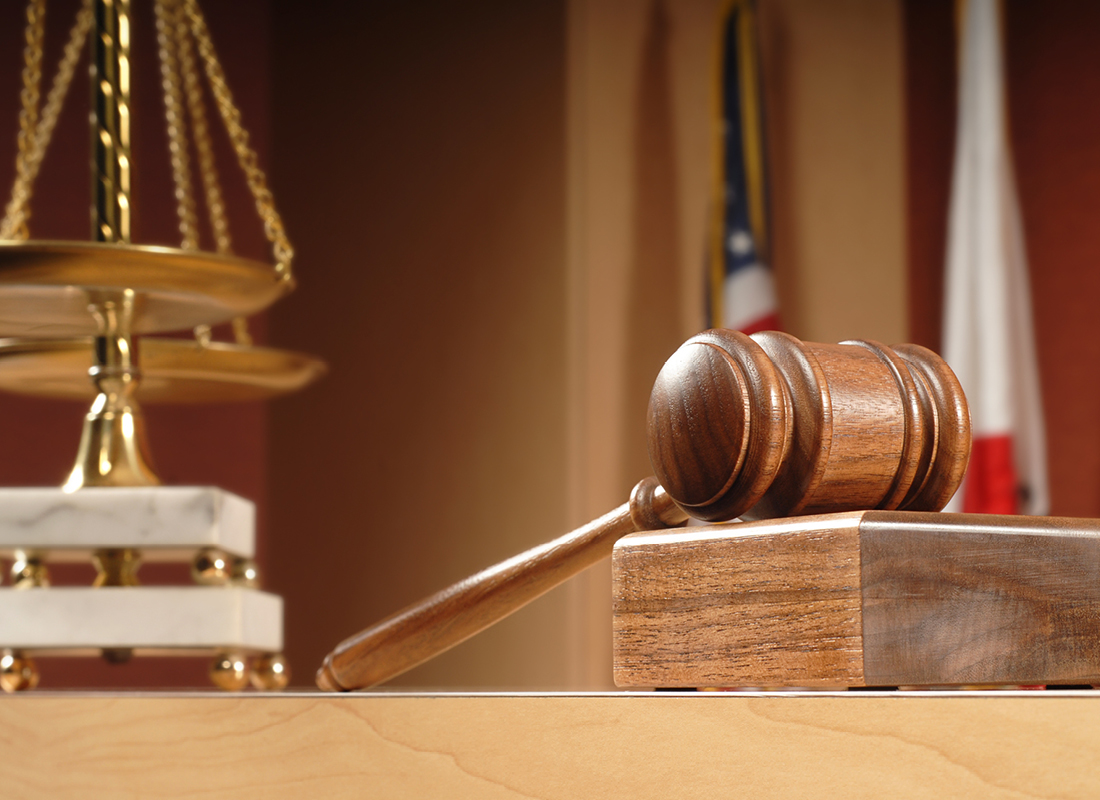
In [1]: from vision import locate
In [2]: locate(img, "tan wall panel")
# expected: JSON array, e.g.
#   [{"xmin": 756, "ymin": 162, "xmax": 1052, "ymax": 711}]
[
  {"xmin": 760, "ymin": 0, "xmax": 906, "ymax": 344},
  {"xmin": 566, "ymin": 0, "xmax": 719, "ymax": 687},
  {"xmin": 565, "ymin": 0, "xmax": 906, "ymax": 685},
  {"xmin": 268, "ymin": 1, "xmax": 570, "ymax": 688}
]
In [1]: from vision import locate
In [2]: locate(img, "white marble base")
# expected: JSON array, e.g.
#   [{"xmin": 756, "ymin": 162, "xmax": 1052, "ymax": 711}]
[
  {"xmin": 0, "ymin": 486, "xmax": 254, "ymax": 560},
  {"xmin": 0, "ymin": 587, "xmax": 281, "ymax": 653}
]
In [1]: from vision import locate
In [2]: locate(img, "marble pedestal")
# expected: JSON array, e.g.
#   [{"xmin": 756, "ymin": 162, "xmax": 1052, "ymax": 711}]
[
  {"xmin": 0, "ymin": 486, "xmax": 255, "ymax": 560},
  {"xmin": 0, "ymin": 486, "xmax": 285, "ymax": 690}
]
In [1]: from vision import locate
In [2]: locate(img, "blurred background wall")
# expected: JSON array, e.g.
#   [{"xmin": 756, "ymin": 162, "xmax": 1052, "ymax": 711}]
[
  {"xmin": 266, "ymin": 0, "xmax": 906, "ymax": 688},
  {"xmin": 267, "ymin": 0, "xmax": 572, "ymax": 688},
  {"xmin": 0, "ymin": 0, "xmax": 1092, "ymax": 689}
]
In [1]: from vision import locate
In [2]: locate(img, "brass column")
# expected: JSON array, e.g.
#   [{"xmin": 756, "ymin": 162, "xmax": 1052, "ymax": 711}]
[
  {"xmin": 91, "ymin": 0, "xmax": 130, "ymax": 244},
  {"xmin": 65, "ymin": 0, "xmax": 158, "ymax": 491}
]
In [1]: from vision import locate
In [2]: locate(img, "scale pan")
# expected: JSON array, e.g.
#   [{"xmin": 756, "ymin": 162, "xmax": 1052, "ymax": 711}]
[
  {"xmin": 0, "ymin": 337, "xmax": 326, "ymax": 404},
  {"xmin": 0, "ymin": 241, "xmax": 290, "ymax": 337}
]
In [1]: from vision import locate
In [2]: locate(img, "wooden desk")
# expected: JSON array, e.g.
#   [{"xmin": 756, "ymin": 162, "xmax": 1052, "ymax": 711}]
[{"xmin": 1, "ymin": 691, "xmax": 1097, "ymax": 798}]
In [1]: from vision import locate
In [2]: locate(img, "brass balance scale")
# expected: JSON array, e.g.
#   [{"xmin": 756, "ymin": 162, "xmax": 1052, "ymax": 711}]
[{"xmin": 0, "ymin": 0, "xmax": 324, "ymax": 690}]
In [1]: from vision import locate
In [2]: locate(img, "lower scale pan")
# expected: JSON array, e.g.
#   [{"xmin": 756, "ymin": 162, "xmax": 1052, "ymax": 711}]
[{"xmin": 0, "ymin": 337, "xmax": 326, "ymax": 404}]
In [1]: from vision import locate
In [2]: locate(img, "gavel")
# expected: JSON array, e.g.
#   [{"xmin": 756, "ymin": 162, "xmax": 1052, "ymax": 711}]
[{"xmin": 316, "ymin": 329, "xmax": 970, "ymax": 690}]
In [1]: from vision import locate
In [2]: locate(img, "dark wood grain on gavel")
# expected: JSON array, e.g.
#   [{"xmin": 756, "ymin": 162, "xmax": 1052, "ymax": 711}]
[
  {"xmin": 317, "ymin": 330, "xmax": 971, "ymax": 691},
  {"xmin": 647, "ymin": 330, "xmax": 971, "ymax": 521}
]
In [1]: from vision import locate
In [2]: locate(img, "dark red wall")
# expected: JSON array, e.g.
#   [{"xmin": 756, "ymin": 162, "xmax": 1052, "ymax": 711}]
[{"xmin": 906, "ymin": 0, "xmax": 1100, "ymax": 517}]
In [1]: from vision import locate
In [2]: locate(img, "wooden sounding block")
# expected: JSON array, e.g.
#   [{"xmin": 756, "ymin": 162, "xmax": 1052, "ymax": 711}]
[{"xmin": 613, "ymin": 510, "xmax": 1100, "ymax": 688}]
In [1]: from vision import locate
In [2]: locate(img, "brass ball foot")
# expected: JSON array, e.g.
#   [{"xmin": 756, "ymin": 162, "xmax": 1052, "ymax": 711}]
[
  {"xmin": 250, "ymin": 655, "xmax": 290, "ymax": 691},
  {"xmin": 209, "ymin": 652, "xmax": 250, "ymax": 691},
  {"xmin": 193, "ymin": 548, "xmax": 232, "ymax": 585},
  {"xmin": 250, "ymin": 653, "xmax": 290, "ymax": 690},
  {"xmin": 231, "ymin": 557, "xmax": 259, "ymax": 588},
  {"xmin": 0, "ymin": 650, "xmax": 40, "ymax": 692}
]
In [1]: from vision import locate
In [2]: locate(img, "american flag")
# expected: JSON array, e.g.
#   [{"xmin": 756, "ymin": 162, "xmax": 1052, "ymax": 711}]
[
  {"xmin": 942, "ymin": 0, "xmax": 1048, "ymax": 515},
  {"xmin": 708, "ymin": 0, "xmax": 779, "ymax": 334}
]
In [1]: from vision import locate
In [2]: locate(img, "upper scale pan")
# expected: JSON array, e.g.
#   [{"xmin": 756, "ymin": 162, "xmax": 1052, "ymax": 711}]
[{"xmin": 0, "ymin": 241, "xmax": 290, "ymax": 337}]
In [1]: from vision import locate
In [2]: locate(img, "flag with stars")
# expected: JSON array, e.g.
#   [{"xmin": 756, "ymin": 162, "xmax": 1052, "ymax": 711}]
[{"xmin": 708, "ymin": 0, "xmax": 778, "ymax": 333}]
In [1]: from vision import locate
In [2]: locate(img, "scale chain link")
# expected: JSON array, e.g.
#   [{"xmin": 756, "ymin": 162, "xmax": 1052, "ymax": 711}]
[
  {"xmin": 1, "ymin": 0, "xmax": 93, "ymax": 241},
  {"xmin": 172, "ymin": 0, "xmax": 249, "ymax": 346},
  {"xmin": 155, "ymin": 0, "xmax": 199, "ymax": 251},
  {"xmin": 28, "ymin": 0, "xmax": 93, "ymax": 192},
  {"xmin": 174, "ymin": 0, "xmax": 230, "ymax": 257},
  {"xmin": 0, "ymin": 0, "xmax": 46, "ymax": 240},
  {"xmin": 183, "ymin": 0, "xmax": 294, "ymax": 284}
]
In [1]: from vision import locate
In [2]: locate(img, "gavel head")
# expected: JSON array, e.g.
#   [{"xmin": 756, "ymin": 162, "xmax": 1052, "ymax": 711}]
[{"xmin": 647, "ymin": 329, "xmax": 971, "ymax": 522}]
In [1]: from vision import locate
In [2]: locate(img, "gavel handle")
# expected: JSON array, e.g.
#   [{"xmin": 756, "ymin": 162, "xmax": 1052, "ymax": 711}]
[{"xmin": 316, "ymin": 477, "xmax": 687, "ymax": 691}]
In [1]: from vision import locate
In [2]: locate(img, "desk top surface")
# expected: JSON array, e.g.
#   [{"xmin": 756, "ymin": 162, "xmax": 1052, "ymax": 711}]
[{"xmin": 1, "ymin": 690, "xmax": 1097, "ymax": 798}]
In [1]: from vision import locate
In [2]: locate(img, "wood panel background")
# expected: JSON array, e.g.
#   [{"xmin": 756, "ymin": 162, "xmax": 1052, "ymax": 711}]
[{"xmin": 267, "ymin": 0, "xmax": 572, "ymax": 688}]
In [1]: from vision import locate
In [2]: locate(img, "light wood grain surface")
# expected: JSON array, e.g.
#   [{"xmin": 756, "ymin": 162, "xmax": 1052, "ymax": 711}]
[{"xmin": 0, "ymin": 691, "xmax": 1097, "ymax": 798}]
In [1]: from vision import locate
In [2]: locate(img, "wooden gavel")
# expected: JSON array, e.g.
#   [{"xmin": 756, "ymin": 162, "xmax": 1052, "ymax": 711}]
[{"xmin": 316, "ymin": 329, "xmax": 971, "ymax": 691}]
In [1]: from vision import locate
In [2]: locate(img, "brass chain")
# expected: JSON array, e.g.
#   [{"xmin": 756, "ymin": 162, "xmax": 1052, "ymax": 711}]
[
  {"xmin": 155, "ymin": 0, "xmax": 199, "ymax": 251},
  {"xmin": 0, "ymin": 0, "xmax": 94, "ymax": 239},
  {"xmin": 26, "ymin": 0, "xmax": 92, "ymax": 195},
  {"xmin": 183, "ymin": 0, "xmax": 294, "ymax": 284},
  {"xmin": 174, "ymin": 0, "xmax": 249, "ymax": 346},
  {"xmin": 175, "ymin": 0, "xmax": 229, "ymax": 256},
  {"xmin": 0, "ymin": 0, "xmax": 46, "ymax": 240}
]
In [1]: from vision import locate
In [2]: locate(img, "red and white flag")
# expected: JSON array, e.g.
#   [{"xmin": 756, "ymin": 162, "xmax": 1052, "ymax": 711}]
[{"xmin": 942, "ymin": 0, "xmax": 1047, "ymax": 515}]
